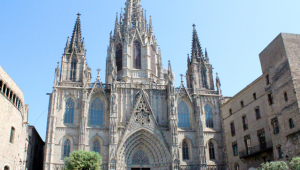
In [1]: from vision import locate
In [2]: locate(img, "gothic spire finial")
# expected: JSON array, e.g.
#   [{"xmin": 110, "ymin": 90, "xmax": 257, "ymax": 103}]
[
  {"xmin": 70, "ymin": 13, "xmax": 83, "ymax": 52},
  {"xmin": 191, "ymin": 23, "xmax": 203, "ymax": 59},
  {"xmin": 180, "ymin": 74, "xmax": 184, "ymax": 84},
  {"xmin": 97, "ymin": 68, "xmax": 101, "ymax": 78}
]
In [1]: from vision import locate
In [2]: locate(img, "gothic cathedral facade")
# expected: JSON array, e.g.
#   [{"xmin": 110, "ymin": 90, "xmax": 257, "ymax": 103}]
[{"xmin": 44, "ymin": 0, "xmax": 225, "ymax": 169}]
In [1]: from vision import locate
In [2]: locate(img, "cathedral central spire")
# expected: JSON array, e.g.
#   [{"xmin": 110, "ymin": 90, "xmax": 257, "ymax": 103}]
[
  {"xmin": 70, "ymin": 13, "xmax": 83, "ymax": 53},
  {"xmin": 191, "ymin": 24, "xmax": 203, "ymax": 59}
]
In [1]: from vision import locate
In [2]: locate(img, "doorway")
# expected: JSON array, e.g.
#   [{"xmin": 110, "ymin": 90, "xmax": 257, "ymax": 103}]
[{"xmin": 131, "ymin": 168, "xmax": 150, "ymax": 170}]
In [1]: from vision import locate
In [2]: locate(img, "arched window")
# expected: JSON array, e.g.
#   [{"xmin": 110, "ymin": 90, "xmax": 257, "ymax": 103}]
[
  {"xmin": 4, "ymin": 166, "xmax": 10, "ymax": 170},
  {"xmin": 133, "ymin": 40, "xmax": 141, "ymax": 69},
  {"xmin": 64, "ymin": 98, "xmax": 74, "ymax": 124},
  {"xmin": 132, "ymin": 150, "xmax": 149, "ymax": 165},
  {"xmin": 201, "ymin": 67, "xmax": 208, "ymax": 88},
  {"xmin": 289, "ymin": 118, "xmax": 294, "ymax": 129},
  {"xmin": 70, "ymin": 58, "xmax": 77, "ymax": 81},
  {"xmin": 63, "ymin": 139, "xmax": 71, "ymax": 158},
  {"xmin": 93, "ymin": 140, "xmax": 100, "ymax": 154},
  {"xmin": 116, "ymin": 43, "xmax": 122, "ymax": 71},
  {"xmin": 209, "ymin": 142, "xmax": 215, "ymax": 160},
  {"xmin": 182, "ymin": 140, "xmax": 189, "ymax": 160},
  {"xmin": 89, "ymin": 97, "xmax": 104, "ymax": 126},
  {"xmin": 178, "ymin": 101, "xmax": 190, "ymax": 128},
  {"xmin": 205, "ymin": 105, "xmax": 214, "ymax": 128},
  {"xmin": 9, "ymin": 127, "xmax": 15, "ymax": 143}
]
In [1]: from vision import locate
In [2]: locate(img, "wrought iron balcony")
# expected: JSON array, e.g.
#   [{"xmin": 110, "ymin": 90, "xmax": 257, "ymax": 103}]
[{"xmin": 239, "ymin": 140, "xmax": 273, "ymax": 158}]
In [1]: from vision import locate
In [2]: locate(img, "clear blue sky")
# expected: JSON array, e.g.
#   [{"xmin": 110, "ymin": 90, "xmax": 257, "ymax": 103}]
[{"xmin": 1, "ymin": 0, "xmax": 300, "ymax": 141}]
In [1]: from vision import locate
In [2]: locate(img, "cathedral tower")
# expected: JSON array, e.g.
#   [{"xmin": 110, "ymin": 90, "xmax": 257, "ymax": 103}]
[{"xmin": 106, "ymin": 0, "xmax": 164, "ymax": 84}]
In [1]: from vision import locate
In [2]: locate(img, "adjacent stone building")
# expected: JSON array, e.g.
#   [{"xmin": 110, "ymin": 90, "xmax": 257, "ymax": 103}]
[
  {"xmin": 221, "ymin": 33, "xmax": 300, "ymax": 169},
  {"xmin": 26, "ymin": 125, "xmax": 45, "ymax": 170},
  {"xmin": 0, "ymin": 66, "xmax": 28, "ymax": 170},
  {"xmin": 221, "ymin": 76, "xmax": 273, "ymax": 170},
  {"xmin": 43, "ymin": 0, "xmax": 225, "ymax": 169}
]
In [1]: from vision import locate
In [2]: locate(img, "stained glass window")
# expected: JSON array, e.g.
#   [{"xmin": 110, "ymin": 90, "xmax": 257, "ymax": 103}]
[
  {"xmin": 178, "ymin": 101, "xmax": 190, "ymax": 128},
  {"xmin": 201, "ymin": 67, "xmax": 207, "ymax": 88},
  {"xmin": 209, "ymin": 142, "xmax": 215, "ymax": 159},
  {"xmin": 133, "ymin": 40, "xmax": 141, "ymax": 69},
  {"xmin": 70, "ymin": 58, "xmax": 77, "ymax": 81},
  {"xmin": 64, "ymin": 98, "xmax": 74, "ymax": 124},
  {"xmin": 151, "ymin": 46, "xmax": 156, "ymax": 75},
  {"xmin": 93, "ymin": 140, "xmax": 100, "ymax": 154},
  {"xmin": 182, "ymin": 140, "xmax": 189, "ymax": 160},
  {"xmin": 63, "ymin": 139, "xmax": 71, "ymax": 158},
  {"xmin": 116, "ymin": 43, "xmax": 122, "ymax": 71},
  {"xmin": 205, "ymin": 105, "xmax": 214, "ymax": 128},
  {"xmin": 132, "ymin": 150, "xmax": 149, "ymax": 165},
  {"xmin": 89, "ymin": 97, "xmax": 103, "ymax": 126}
]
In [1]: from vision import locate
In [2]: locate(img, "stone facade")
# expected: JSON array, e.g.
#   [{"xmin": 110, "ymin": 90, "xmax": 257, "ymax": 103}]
[
  {"xmin": 43, "ymin": 0, "xmax": 225, "ymax": 169},
  {"xmin": 221, "ymin": 76, "xmax": 274, "ymax": 170},
  {"xmin": 259, "ymin": 33, "xmax": 300, "ymax": 161},
  {"xmin": 0, "ymin": 66, "xmax": 28, "ymax": 170},
  {"xmin": 26, "ymin": 126, "xmax": 45, "ymax": 170}
]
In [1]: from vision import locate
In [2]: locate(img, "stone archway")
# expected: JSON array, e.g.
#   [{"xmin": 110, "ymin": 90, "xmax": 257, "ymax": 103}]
[{"xmin": 117, "ymin": 129, "xmax": 171, "ymax": 170}]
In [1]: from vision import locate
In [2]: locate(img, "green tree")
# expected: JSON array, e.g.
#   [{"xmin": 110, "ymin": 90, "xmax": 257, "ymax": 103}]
[
  {"xmin": 259, "ymin": 161, "xmax": 289, "ymax": 170},
  {"xmin": 64, "ymin": 151, "xmax": 102, "ymax": 170},
  {"xmin": 290, "ymin": 157, "xmax": 300, "ymax": 170}
]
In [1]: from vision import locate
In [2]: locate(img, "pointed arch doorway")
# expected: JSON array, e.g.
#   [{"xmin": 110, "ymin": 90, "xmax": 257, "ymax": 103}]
[{"xmin": 130, "ymin": 149, "xmax": 151, "ymax": 170}]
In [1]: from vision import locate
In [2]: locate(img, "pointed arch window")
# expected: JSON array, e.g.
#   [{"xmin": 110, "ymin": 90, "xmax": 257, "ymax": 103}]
[
  {"xmin": 89, "ymin": 97, "xmax": 104, "ymax": 126},
  {"xmin": 132, "ymin": 150, "xmax": 149, "ymax": 165},
  {"xmin": 133, "ymin": 40, "xmax": 141, "ymax": 69},
  {"xmin": 182, "ymin": 140, "xmax": 189, "ymax": 160},
  {"xmin": 64, "ymin": 98, "xmax": 74, "ymax": 124},
  {"xmin": 205, "ymin": 104, "xmax": 214, "ymax": 128},
  {"xmin": 209, "ymin": 142, "xmax": 215, "ymax": 160},
  {"xmin": 116, "ymin": 43, "xmax": 123, "ymax": 71},
  {"xmin": 201, "ymin": 67, "xmax": 208, "ymax": 88},
  {"xmin": 70, "ymin": 58, "xmax": 77, "ymax": 81},
  {"xmin": 93, "ymin": 140, "xmax": 100, "ymax": 154},
  {"xmin": 178, "ymin": 101, "xmax": 190, "ymax": 128},
  {"xmin": 63, "ymin": 139, "xmax": 71, "ymax": 158}
]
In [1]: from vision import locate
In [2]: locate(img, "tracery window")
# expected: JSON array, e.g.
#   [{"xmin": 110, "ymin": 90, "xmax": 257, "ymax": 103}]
[
  {"xmin": 89, "ymin": 97, "xmax": 104, "ymax": 126},
  {"xmin": 133, "ymin": 40, "xmax": 141, "ymax": 69},
  {"xmin": 63, "ymin": 139, "xmax": 71, "ymax": 158},
  {"xmin": 182, "ymin": 140, "xmax": 189, "ymax": 160},
  {"xmin": 64, "ymin": 98, "xmax": 74, "ymax": 124},
  {"xmin": 209, "ymin": 142, "xmax": 215, "ymax": 160},
  {"xmin": 151, "ymin": 46, "xmax": 156, "ymax": 75},
  {"xmin": 201, "ymin": 67, "xmax": 208, "ymax": 88},
  {"xmin": 116, "ymin": 43, "xmax": 122, "ymax": 71},
  {"xmin": 70, "ymin": 58, "xmax": 77, "ymax": 81},
  {"xmin": 93, "ymin": 140, "xmax": 100, "ymax": 154},
  {"xmin": 132, "ymin": 150, "xmax": 149, "ymax": 165},
  {"xmin": 205, "ymin": 105, "xmax": 214, "ymax": 128},
  {"xmin": 178, "ymin": 101, "xmax": 190, "ymax": 128}
]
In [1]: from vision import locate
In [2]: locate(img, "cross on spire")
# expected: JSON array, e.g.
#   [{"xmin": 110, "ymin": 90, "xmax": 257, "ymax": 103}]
[
  {"xmin": 192, "ymin": 23, "xmax": 196, "ymax": 28},
  {"xmin": 77, "ymin": 13, "xmax": 81, "ymax": 17},
  {"xmin": 97, "ymin": 68, "xmax": 101, "ymax": 78}
]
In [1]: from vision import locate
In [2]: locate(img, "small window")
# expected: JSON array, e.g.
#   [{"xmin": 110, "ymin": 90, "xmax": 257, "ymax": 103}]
[
  {"xmin": 258, "ymin": 132, "xmax": 266, "ymax": 150},
  {"xmin": 234, "ymin": 164, "xmax": 239, "ymax": 170},
  {"xmin": 9, "ymin": 127, "xmax": 15, "ymax": 143},
  {"xmin": 232, "ymin": 143, "xmax": 238, "ymax": 156},
  {"xmin": 240, "ymin": 101, "xmax": 244, "ymax": 108},
  {"xmin": 93, "ymin": 140, "xmax": 100, "ymax": 154},
  {"xmin": 268, "ymin": 93, "xmax": 273, "ymax": 105},
  {"xmin": 229, "ymin": 109, "xmax": 232, "ymax": 115},
  {"xmin": 182, "ymin": 140, "xmax": 189, "ymax": 160},
  {"xmin": 278, "ymin": 146, "xmax": 283, "ymax": 158},
  {"xmin": 289, "ymin": 118, "xmax": 294, "ymax": 129},
  {"xmin": 284, "ymin": 92, "xmax": 288, "ymax": 102},
  {"xmin": 4, "ymin": 166, "xmax": 10, "ymax": 170},
  {"xmin": 230, "ymin": 122, "xmax": 235, "ymax": 136},
  {"xmin": 253, "ymin": 93, "xmax": 257, "ymax": 100},
  {"xmin": 255, "ymin": 107, "xmax": 261, "ymax": 119},
  {"xmin": 0, "ymin": 80, "xmax": 3, "ymax": 92},
  {"xmin": 63, "ymin": 139, "xmax": 71, "ymax": 158},
  {"xmin": 242, "ymin": 116, "xmax": 248, "ymax": 130},
  {"xmin": 244, "ymin": 136, "xmax": 251, "ymax": 155},
  {"xmin": 209, "ymin": 142, "xmax": 215, "ymax": 160},
  {"xmin": 266, "ymin": 74, "xmax": 270, "ymax": 85},
  {"xmin": 272, "ymin": 118, "xmax": 279, "ymax": 134}
]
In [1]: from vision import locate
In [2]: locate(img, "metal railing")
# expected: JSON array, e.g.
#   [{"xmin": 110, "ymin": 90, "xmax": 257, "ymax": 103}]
[{"xmin": 239, "ymin": 140, "xmax": 273, "ymax": 158}]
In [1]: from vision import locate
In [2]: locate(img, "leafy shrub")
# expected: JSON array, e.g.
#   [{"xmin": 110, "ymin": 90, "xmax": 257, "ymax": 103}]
[
  {"xmin": 64, "ymin": 151, "xmax": 102, "ymax": 170},
  {"xmin": 259, "ymin": 161, "xmax": 289, "ymax": 170},
  {"xmin": 290, "ymin": 157, "xmax": 300, "ymax": 170}
]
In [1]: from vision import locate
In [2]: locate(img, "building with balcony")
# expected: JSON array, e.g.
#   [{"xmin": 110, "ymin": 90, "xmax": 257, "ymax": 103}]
[{"xmin": 221, "ymin": 76, "xmax": 274, "ymax": 170}]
